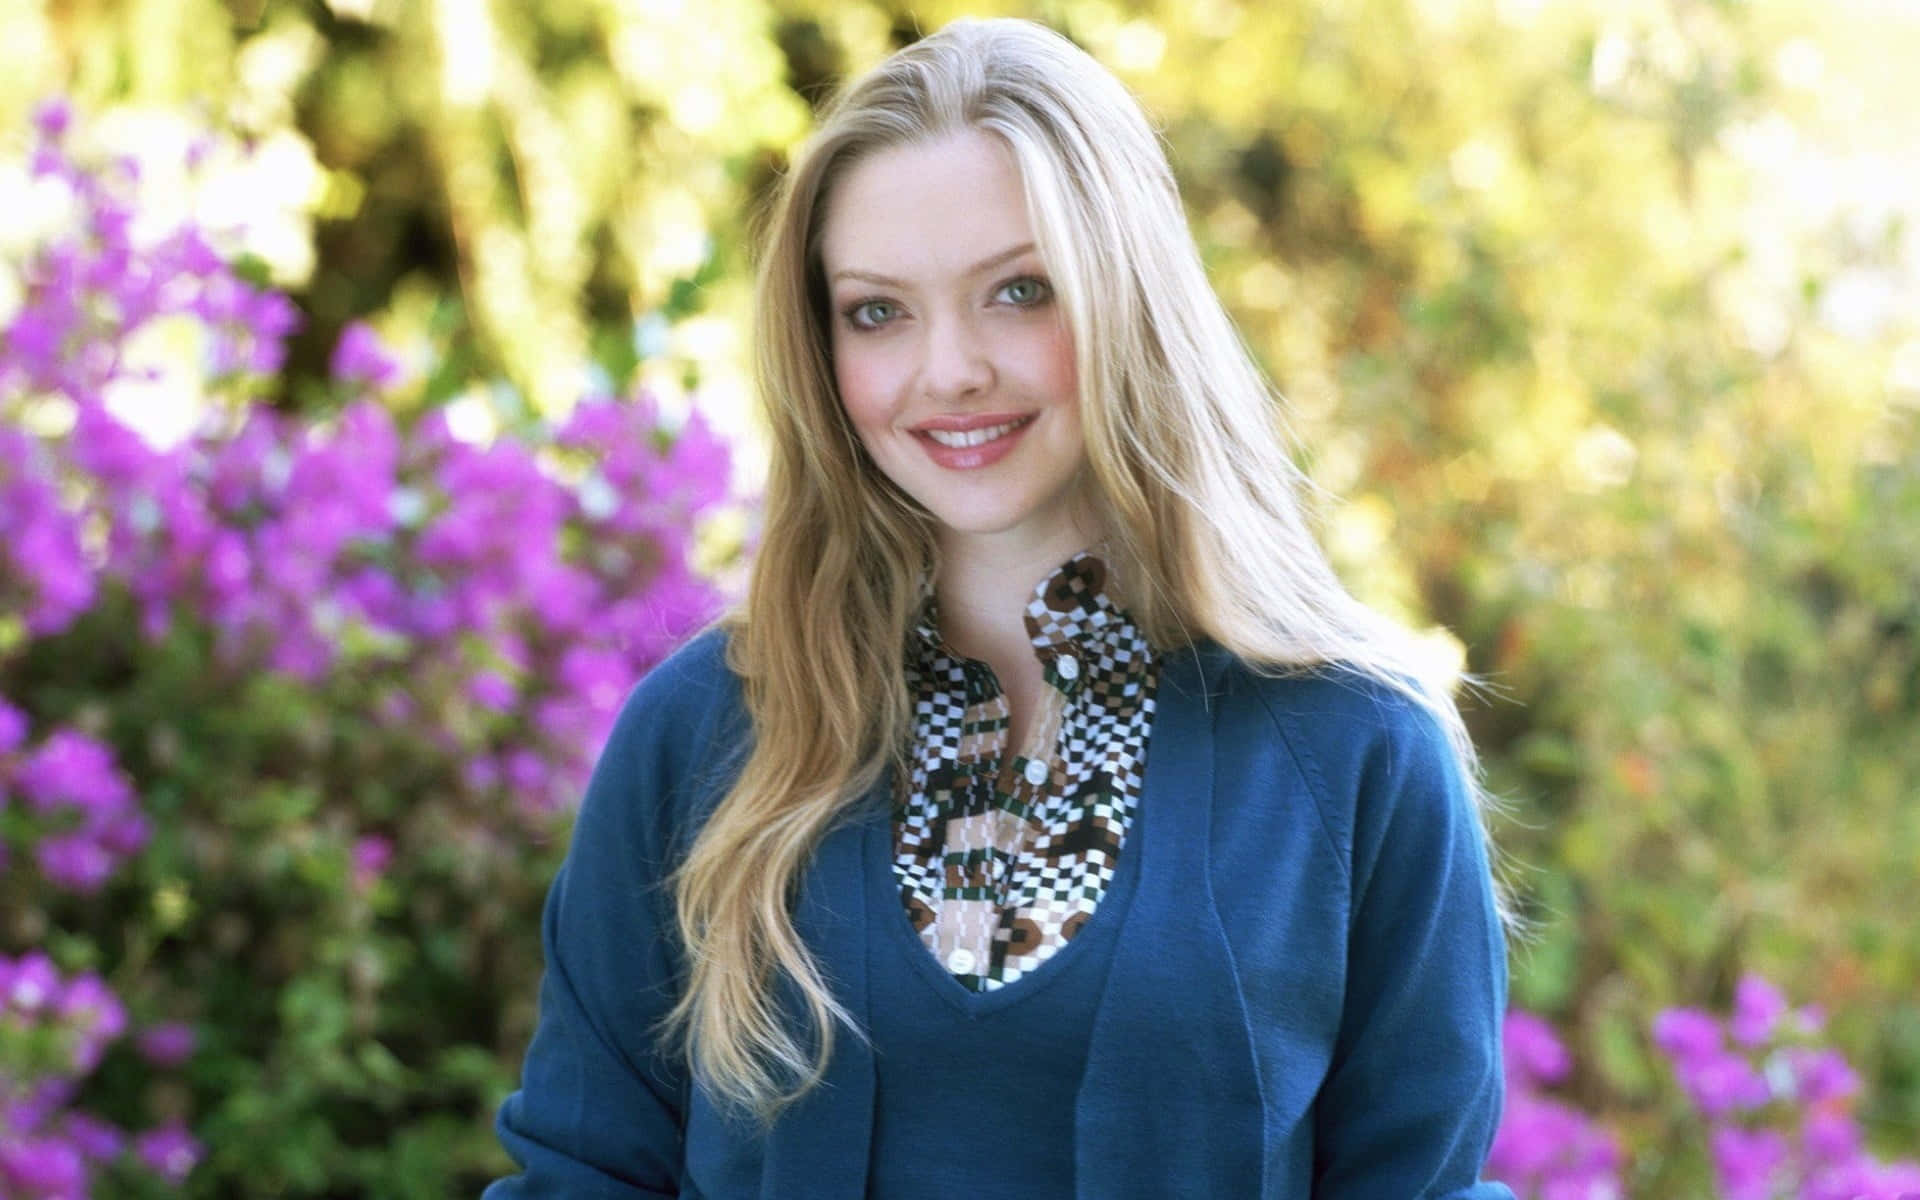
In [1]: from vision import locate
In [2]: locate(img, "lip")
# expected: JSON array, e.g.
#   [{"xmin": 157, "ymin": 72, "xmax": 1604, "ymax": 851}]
[
  {"xmin": 910, "ymin": 412, "xmax": 1036, "ymax": 470},
  {"xmin": 910, "ymin": 412, "xmax": 1034, "ymax": 433}
]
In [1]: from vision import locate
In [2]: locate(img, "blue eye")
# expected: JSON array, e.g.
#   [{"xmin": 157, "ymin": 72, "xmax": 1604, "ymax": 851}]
[
  {"xmin": 845, "ymin": 300, "xmax": 899, "ymax": 329},
  {"xmin": 995, "ymin": 276, "xmax": 1052, "ymax": 307}
]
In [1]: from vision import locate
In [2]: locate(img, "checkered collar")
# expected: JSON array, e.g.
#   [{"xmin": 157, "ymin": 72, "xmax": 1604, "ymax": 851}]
[{"xmin": 908, "ymin": 549, "xmax": 1136, "ymax": 663}]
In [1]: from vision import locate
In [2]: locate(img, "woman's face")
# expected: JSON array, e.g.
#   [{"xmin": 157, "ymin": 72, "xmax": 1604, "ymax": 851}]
[{"xmin": 818, "ymin": 129, "xmax": 1090, "ymax": 558}]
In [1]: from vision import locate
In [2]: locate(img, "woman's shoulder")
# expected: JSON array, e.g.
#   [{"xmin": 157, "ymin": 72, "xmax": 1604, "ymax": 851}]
[
  {"xmin": 613, "ymin": 624, "xmax": 742, "ymax": 730},
  {"xmin": 587, "ymin": 625, "xmax": 748, "ymax": 832},
  {"xmin": 1202, "ymin": 649, "xmax": 1449, "ymax": 759},
  {"xmin": 1200, "ymin": 649, "xmax": 1466, "ymax": 825}
]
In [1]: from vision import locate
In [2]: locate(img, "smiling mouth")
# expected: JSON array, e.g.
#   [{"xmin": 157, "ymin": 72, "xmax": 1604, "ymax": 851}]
[{"xmin": 918, "ymin": 416, "xmax": 1034, "ymax": 448}]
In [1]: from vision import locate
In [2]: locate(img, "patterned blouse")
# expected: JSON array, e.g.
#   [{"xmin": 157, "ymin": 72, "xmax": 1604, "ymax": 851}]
[{"xmin": 892, "ymin": 551, "xmax": 1160, "ymax": 992}]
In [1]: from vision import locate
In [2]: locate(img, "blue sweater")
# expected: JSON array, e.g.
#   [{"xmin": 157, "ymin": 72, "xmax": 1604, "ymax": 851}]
[{"xmin": 487, "ymin": 630, "xmax": 1515, "ymax": 1199}]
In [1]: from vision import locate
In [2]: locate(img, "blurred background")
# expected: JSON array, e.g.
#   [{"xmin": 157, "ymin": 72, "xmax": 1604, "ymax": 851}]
[{"xmin": 1, "ymin": 0, "xmax": 1915, "ymax": 1195}]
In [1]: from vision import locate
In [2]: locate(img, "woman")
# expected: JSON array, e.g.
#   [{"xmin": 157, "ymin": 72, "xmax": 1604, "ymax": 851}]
[{"xmin": 488, "ymin": 17, "xmax": 1512, "ymax": 1199}]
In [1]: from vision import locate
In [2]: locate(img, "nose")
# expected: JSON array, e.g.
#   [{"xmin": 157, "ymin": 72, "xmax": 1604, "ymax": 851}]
[{"xmin": 918, "ymin": 310, "xmax": 994, "ymax": 401}]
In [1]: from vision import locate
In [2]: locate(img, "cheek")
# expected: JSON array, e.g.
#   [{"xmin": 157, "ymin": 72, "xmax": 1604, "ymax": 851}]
[
  {"xmin": 1039, "ymin": 323, "xmax": 1080, "ymax": 413},
  {"xmin": 831, "ymin": 342, "xmax": 897, "ymax": 437}
]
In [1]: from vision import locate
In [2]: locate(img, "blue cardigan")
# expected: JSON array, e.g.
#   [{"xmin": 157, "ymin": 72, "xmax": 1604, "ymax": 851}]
[{"xmin": 487, "ymin": 630, "xmax": 1514, "ymax": 1199}]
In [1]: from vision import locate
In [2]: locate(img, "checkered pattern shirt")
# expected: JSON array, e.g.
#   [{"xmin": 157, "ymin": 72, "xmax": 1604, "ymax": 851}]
[{"xmin": 892, "ymin": 551, "xmax": 1159, "ymax": 992}]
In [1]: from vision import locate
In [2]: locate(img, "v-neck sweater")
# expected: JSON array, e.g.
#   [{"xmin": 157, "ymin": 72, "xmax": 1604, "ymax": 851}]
[
  {"xmin": 486, "ymin": 629, "xmax": 1515, "ymax": 1200},
  {"xmin": 865, "ymin": 793, "xmax": 1135, "ymax": 1199}
]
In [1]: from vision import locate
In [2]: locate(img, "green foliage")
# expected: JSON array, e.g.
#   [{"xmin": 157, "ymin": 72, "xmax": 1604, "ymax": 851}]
[{"xmin": 6, "ymin": 589, "xmax": 551, "ymax": 1193}]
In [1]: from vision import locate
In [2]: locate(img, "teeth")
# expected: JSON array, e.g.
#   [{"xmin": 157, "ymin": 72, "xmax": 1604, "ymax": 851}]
[{"xmin": 924, "ymin": 419, "xmax": 1023, "ymax": 448}]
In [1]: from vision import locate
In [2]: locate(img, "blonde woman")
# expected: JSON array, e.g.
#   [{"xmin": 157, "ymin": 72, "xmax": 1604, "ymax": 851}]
[{"xmin": 488, "ymin": 17, "xmax": 1512, "ymax": 1199}]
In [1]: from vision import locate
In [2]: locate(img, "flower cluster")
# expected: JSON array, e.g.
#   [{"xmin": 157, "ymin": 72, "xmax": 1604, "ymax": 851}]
[
  {"xmin": 2, "ymin": 100, "xmax": 300, "ymax": 407},
  {"xmin": 3, "ymin": 100, "xmax": 730, "ymax": 824},
  {"xmin": 0, "ymin": 953, "xmax": 201, "ymax": 1199},
  {"xmin": 1493, "ymin": 979, "xmax": 1920, "ymax": 1200},
  {"xmin": 1488, "ymin": 1010, "xmax": 1625, "ymax": 1200},
  {"xmin": 0, "ymin": 707, "xmax": 146, "ymax": 893},
  {"xmin": 1654, "ymin": 976, "xmax": 1920, "ymax": 1200},
  {"xmin": 3, "ymin": 99, "xmax": 731, "ymax": 1196}
]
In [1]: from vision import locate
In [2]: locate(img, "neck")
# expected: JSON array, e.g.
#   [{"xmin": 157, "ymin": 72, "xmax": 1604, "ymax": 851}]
[{"xmin": 934, "ymin": 528, "xmax": 1096, "ymax": 663}]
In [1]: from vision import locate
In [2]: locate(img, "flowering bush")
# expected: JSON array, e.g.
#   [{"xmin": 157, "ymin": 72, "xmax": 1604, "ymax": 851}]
[
  {"xmin": 1655, "ymin": 977, "xmax": 1920, "ymax": 1200},
  {"xmin": 1492, "ymin": 979, "xmax": 1920, "ymax": 1200},
  {"xmin": 0, "ymin": 951, "xmax": 200, "ymax": 1198},
  {"xmin": 1488, "ymin": 1010, "xmax": 1625, "ymax": 1200},
  {"xmin": 2, "ymin": 101, "xmax": 729, "ymax": 1196}
]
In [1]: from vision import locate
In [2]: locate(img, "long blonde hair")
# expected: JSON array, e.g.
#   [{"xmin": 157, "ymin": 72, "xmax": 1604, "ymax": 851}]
[{"xmin": 667, "ymin": 16, "xmax": 1503, "ymax": 1119}]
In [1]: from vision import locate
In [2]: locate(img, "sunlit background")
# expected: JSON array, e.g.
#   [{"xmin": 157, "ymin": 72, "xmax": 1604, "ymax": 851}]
[{"xmin": 2, "ymin": 0, "xmax": 1916, "ymax": 1195}]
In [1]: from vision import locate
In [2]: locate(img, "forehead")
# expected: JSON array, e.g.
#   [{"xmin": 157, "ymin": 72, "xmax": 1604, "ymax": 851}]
[{"xmin": 818, "ymin": 129, "xmax": 1037, "ymax": 278}]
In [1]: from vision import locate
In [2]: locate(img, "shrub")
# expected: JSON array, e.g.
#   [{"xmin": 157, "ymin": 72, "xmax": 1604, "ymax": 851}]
[
  {"xmin": 1493, "ymin": 980, "xmax": 1920, "ymax": 1200},
  {"xmin": 2, "ymin": 100, "xmax": 729, "ymax": 1197}
]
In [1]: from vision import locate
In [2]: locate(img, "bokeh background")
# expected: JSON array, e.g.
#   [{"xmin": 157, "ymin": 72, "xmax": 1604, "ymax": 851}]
[{"xmin": 2, "ymin": 0, "xmax": 1916, "ymax": 1195}]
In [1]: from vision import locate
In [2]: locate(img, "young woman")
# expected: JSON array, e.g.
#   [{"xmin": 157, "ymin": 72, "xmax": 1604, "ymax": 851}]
[{"xmin": 488, "ymin": 18, "xmax": 1513, "ymax": 1199}]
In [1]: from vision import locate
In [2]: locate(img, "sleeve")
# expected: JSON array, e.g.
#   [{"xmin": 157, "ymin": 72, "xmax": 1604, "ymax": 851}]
[
  {"xmin": 1311, "ymin": 702, "xmax": 1514, "ymax": 1200},
  {"xmin": 485, "ymin": 637, "xmax": 732, "ymax": 1198}
]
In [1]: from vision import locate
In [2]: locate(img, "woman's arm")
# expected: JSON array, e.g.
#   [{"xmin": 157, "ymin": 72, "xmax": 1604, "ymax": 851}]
[{"xmin": 1310, "ymin": 696, "xmax": 1514, "ymax": 1200}]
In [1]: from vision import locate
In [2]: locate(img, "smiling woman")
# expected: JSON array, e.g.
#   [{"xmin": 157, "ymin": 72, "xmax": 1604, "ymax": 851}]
[{"xmin": 487, "ymin": 17, "xmax": 1515, "ymax": 1200}]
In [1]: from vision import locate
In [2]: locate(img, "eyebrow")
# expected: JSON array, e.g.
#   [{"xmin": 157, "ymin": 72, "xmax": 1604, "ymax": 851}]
[{"xmin": 828, "ymin": 242, "xmax": 1038, "ymax": 288}]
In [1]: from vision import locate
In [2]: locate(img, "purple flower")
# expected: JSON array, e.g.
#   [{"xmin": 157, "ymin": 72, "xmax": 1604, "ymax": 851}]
[
  {"xmin": 60, "ymin": 1111, "xmax": 125, "ymax": 1161},
  {"xmin": 133, "ymin": 1122, "xmax": 202, "ymax": 1184},
  {"xmin": 1787, "ymin": 1046, "xmax": 1861, "ymax": 1105},
  {"xmin": 32, "ymin": 97, "xmax": 73, "ymax": 138},
  {"xmin": 1874, "ymin": 1159, "xmax": 1920, "ymax": 1194},
  {"xmin": 1503, "ymin": 1011, "xmax": 1572, "ymax": 1088},
  {"xmin": 35, "ymin": 833, "xmax": 117, "ymax": 894},
  {"xmin": 0, "ymin": 698, "xmax": 27, "ymax": 755},
  {"xmin": 15, "ymin": 729, "xmax": 133, "ymax": 817},
  {"xmin": 55, "ymin": 973, "xmax": 126, "ymax": 1039},
  {"xmin": 1487, "ymin": 1092, "xmax": 1623, "ymax": 1199},
  {"xmin": 466, "ymin": 670, "xmax": 518, "ymax": 712},
  {"xmin": 329, "ymin": 321, "xmax": 405, "ymax": 389},
  {"xmin": 1730, "ymin": 974, "xmax": 1787, "ymax": 1047},
  {"xmin": 1488, "ymin": 1011, "xmax": 1624, "ymax": 1200},
  {"xmin": 59, "ymin": 976, "xmax": 128, "ymax": 1072},
  {"xmin": 3, "ymin": 952, "xmax": 62, "ymax": 1014},
  {"xmin": 135, "ymin": 1021, "xmax": 197, "ymax": 1068},
  {"xmin": 351, "ymin": 836, "xmax": 393, "ymax": 891},
  {"xmin": 1801, "ymin": 1108, "xmax": 1863, "ymax": 1165},
  {"xmin": 1652, "ymin": 1007, "xmax": 1723, "ymax": 1065},
  {"xmin": 1709, "ymin": 1124, "xmax": 1788, "ymax": 1200},
  {"xmin": 1675, "ymin": 1048, "xmax": 1773, "ymax": 1118},
  {"xmin": 0, "ymin": 1137, "xmax": 85, "ymax": 1196}
]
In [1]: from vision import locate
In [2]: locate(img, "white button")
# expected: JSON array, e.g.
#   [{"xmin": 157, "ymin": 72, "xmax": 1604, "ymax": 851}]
[
  {"xmin": 1024, "ymin": 759, "xmax": 1050, "ymax": 786},
  {"xmin": 947, "ymin": 948, "xmax": 976, "ymax": 974},
  {"xmin": 1056, "ymin": 654, "xmax": 1080, "ymax": 681}
]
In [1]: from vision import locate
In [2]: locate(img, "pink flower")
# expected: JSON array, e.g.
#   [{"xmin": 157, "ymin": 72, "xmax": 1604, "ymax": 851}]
[
  {"xmin": 351, "ymin": 835, "xmax": 393, "ymax": 891},
  {"xmin": 1788, "ymin": 1046, "xmax": 1862, "ymax": 1105},
  {"xmin": 0, "ymin": 699, "xmax": 27, "ymax": 755},
  {"xmin": 60, "ymin": 1111, "xmax": 124, "ymax": 1161},
  {"xmin": 1730, "ymin": 974, "xmax": 1787, "ymax": 1047},
  {"xmin": 36, "ymin": 833, "xmax": 116, "ymax": 893},
  {"xmin": 1675, "ymin": 1048, "xmax": 1772, "ymax": 1118},
  {"xmin": 2, "ymin": 952, "xmax": 61, "ymax": 1014},
  {"xmin": 0, "ymin": 1136, "xmax": 85, "ymax": 1196},
  {"xmin": 133, "ymin": 1122, "xmax": 202, "ymax": 1184},
  {"xmin": 1710, "ymin": 1124, "xmax": 1789, "ymax": 1200},
  {"xmin": 1503, "ymin": 1011, "xmax": 1571, "ymax": 1088},
  {"xmin": 329, "ymin": 321, "xmax": 404, "ymax": 389},
  {"xmin": 1652, "ymin": 1007, "xmax": 1722, "ymax": 1065},
  {"xmin": 135, "ymin": 1021, "xmax": 197, "ymax": 1068}
]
